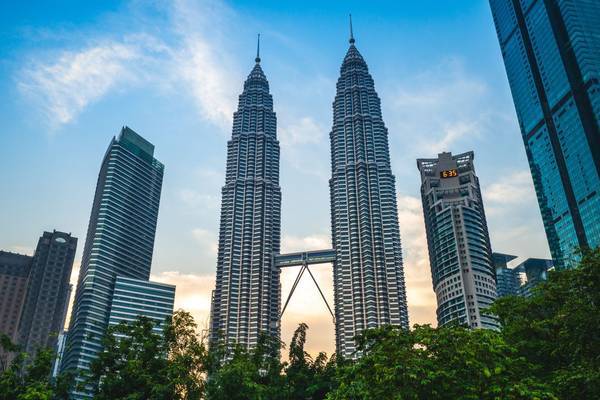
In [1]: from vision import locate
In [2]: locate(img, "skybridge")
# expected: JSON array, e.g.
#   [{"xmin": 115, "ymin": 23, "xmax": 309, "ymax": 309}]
[{"xmin": 274, "ymin": 249, "xmax": 336, "ymax": 322}]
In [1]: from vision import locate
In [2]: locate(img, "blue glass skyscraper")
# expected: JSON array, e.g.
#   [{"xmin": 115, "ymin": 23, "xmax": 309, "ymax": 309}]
[
  {"xmin": 330, "ymin": 30, "xmax": 409, "ymax": 357},
  {"xmin": 489, "ymin": 0, "xmax": 600, "ymax": 268},
  {"xmin": 61, "ymin": 127, "xmax": 164, "ymax": 398},
  {"xmin": 209, "ymin": 43, "xmax": 282, "ymax": 348}
]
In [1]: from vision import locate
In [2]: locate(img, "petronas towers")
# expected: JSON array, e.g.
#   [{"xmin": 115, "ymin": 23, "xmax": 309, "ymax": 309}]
[
  {"xmin": 209, "ymin": 48, "xmax": 282, "ymax": 347},
  {"xmin": 210, "ymin": 30, "xmax": 408, "ymax": 358}
]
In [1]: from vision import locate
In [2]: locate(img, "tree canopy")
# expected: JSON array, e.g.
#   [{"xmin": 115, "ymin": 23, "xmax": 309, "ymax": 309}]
[{"xmin": 2, "ymin": 248, "xmax": 599, "ymax": 399}]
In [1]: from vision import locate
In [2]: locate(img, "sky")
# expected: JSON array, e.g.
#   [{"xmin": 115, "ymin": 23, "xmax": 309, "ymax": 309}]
[{"xmin": 0, "ymin": 0, "xmax": 551, "ymax": 356}]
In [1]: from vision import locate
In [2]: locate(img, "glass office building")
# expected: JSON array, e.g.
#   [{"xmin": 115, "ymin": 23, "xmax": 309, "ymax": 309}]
[
  {"xmin": 61, "ymin": 127, "xmax": 164, "ymax": 398},
  {"xmin": 108, "ymin": 276, "xmax": 175, "ymax": 335},
  {"xmin": 209, "ymin": 48, "xmax": 282, "ymax": 349},
  {"xmin": 417, "ymin": 152, "xmax": 499, "ymax": 329},
  {"xmin": 489, "ymin": 0, "xmax": 600, "ymax": 268},
  {"xmin": 329, "ymin": 33, "xmax": 409, "ymax": 358}
]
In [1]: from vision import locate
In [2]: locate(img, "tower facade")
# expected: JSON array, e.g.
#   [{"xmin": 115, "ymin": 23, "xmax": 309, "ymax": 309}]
[
  {"xmin": 17, "ymin": 230, "xmax": 77, "ymax": 356},
  {"xmin": 209, "ymin": 50, "xmax": 282, "ymax": 348},
  {"xmin": 489, "ymin": 0, "xmax": 600, "ymax": 268},
  {"xmin": 329, "ymin": 34, "xmax": 409, "ymax": 357},
  {"xmin": 61, "ymin": 127, "xmax": 164, "ymax": 398},
  {"xmin": 417, "ymin": 152, "xmax": 499, "ymax": 329},
  {"xmin": 0, "ymin": 251, "xmax": 32, "ymax": 342}
]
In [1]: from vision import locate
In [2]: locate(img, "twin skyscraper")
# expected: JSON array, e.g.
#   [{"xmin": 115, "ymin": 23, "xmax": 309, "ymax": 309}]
[{"xmin": 209, "ymin": 28, "xmax": 409, "ymax": 358}]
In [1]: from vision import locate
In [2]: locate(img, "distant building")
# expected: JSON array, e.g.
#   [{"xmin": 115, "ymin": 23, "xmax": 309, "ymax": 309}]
[
  {"xmin": 493, "ymin": 252, "xmax": 520, "ymax": 298},
  {"xmin": 108, "ymin": 276, "xmax": 175, "ymax": 334},
  {"xmin": 417, "ymin": 152, "xmax": 499, "ymax": 329},
  {"xmin": 0, "ymin": 251, "xmax": 32, "ymax": 342},
  {"xmin": 17, "ymin": 231, "xmax": 77, "ymax": 356},
  {"xmin": 492, "ymin": 252, "xmax": 553, "ymax": 298},
  {"xmin": 61, "ymin": 127, "xmax": 167, "ymax": 399},
  {"xmin": 489, "ymin": 0, "xmax": 600, "ymax": 268},
  {"xmin": 52, "ymin": 331, "xmax": 67, "ymax": 378},
  {"xmin": 516, "ymin": 258, "xmax": 553, "ymax": 298}
]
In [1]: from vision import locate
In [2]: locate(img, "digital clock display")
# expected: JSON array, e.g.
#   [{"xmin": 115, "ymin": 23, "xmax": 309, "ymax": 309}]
[{"xmin": 440, "ymin": 169, "xmax": 458, "ymax": 178}]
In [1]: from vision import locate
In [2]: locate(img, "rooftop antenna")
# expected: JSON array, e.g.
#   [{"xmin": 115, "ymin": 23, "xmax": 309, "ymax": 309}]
[
  {"xmin": 255, "ymin": 33, "xmax": 261, "ymax": 63},
  {"xmin": 349, "ymin": 14, "xmax": 355, "ymax": 44}
]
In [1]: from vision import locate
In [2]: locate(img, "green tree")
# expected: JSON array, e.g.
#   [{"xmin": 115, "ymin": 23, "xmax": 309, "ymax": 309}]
[
  {"xmin": 205, "ymin": 332, "xmax": 285, "ymax": 400},
  {"xmin": 492, "ymin": 247, "xmax": 600, "ymax": 399},
  {"xmin": 284, "ymin": 323, "xmax": 337, "ymax": 400},
  {"xmin": 327, "ymin": 324, "xmax": 556, "ymax": 400},
  {"xmin": 88, "ymin": 310, "xmax": 207, "ymax": 400},
  {"xmin": 0, "ymin": 334, "xmax": 71, "ymax": 400}
]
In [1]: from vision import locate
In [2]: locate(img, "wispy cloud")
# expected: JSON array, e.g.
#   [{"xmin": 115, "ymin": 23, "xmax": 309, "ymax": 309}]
[
  {"xmin": 281, "ymin": 233, "xmax": 331, "ymax": 253},
  {"xmin": 17, "ymin": 0, "xmax": 241, "ymax": 130},
  {"xmin": 191, "ymin": 228, "xmax": 218, "ymax": 256},
  {"xmin": 383, "ymin": 57, "xmax": 491, "ymax": 157},
  {"xmin": 397, "ymin": 194, "xmax": 437, "ymax": 326},
  {"xmin": 151, "ymin": 270, "xmax": 216, "ymax": 331},
  {"xmin": 484, "ymin": 170, "xmax": 536, "ymax": 209},
  {"xmin": 19, "ymin": 41, "xmax": 145, "ymax": 127}
]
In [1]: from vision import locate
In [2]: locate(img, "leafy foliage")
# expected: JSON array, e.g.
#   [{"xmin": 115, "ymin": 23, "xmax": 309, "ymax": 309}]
[
  {"xmin": 4, "ymin": 248, "xmax": 597, "ymax": 400},
  {"xmin": 0, "ymin": 334, "xmax": 72, "ymax": 400},
  {"xmin": 327, "ymin": 324, "xmax": 555, "ymax": 400},
  {"xmin": 492, "ymin": 247, "xmax": 600, "ymax": 399},
  {"xmin": 88, "ymin": 310, "xmax": 207, "ymax": 400}
]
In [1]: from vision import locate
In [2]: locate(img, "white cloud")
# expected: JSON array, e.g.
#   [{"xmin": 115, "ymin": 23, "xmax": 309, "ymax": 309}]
[
  {"xmin": 19, "ymin": 41, "xmax": 144, "ymax": 126},
  {"xmin": 484, "ymin": 170, "xmax": 536, "ymax": 207},
  {"xmin": 191, "ymin": 228, "xmax": 218, "ymax": 256},
  {"xmin": 279, "ymin": 116, "xmax": 325, "ymax": 147},
  {"xmin": 179, "ymin": 189, "xmax": 220, "ymax": 210},
  {"xmin": 281, "ymin": 233, "xmax": 331, "ymax": 253},
  {"xmin": 384, "ymin": 57, "xmax": 490, "ymax": 156},
  {"xmin": 17, "ymin": 0, "xmax": 240, "ymax": 130},
  {"xmin": 151, "ymin": 270, "xmax": 216, "ymax": 331},
  {"xmin": 169, "ymin": 0, "xmax": 240, "ymax": 130},
  {"xmin": 397, "ymin": 194, "xmax": 437, "ymax": 326}
]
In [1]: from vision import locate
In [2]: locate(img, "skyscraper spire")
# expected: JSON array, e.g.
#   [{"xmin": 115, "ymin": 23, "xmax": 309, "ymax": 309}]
[
  {"xmin": 330, "ymin": 29, "xmax": 409, "ymax": 358},
  {"xmin": 210, "ymin": 39, "xmax": 281, "ymax": 351},
  {"xmin": 255, "ymin": 33, "xmax": 261, "ymax": 63},
  {"xmin": 349, "ymin": 14, "xmax": 355, "ymax": 44}
]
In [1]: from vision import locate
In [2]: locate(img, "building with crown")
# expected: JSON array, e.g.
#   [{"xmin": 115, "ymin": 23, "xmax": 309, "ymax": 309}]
[
  {"xmin": 329, "ymin": 28, "xmax": 409, "ymax": 357},
  {"xmin": 209, "ymin": 39, "xmax": 282, "ymax": 348},
  {"xmin": 417, "ymin": 152, "xmax": 499, "ymax": 330}
]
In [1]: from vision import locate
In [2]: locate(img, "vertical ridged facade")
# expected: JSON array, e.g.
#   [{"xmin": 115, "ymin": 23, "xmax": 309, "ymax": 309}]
[
  {"xmin": 17, "ymin": 230, "xmax": 77, "ymax": 356},
  {"xmin": 329, "ymin": 38, "xmax": 409, "ymax": 358},
  {"xmin": 489, "ymin": 0, "xmax": 600, "ymax": 268},
  {"xmin": 62, "ymin": 127, "xmax": 163, "ymax": 398},
  {"xmin": 417, "ymin": 152, "xmax": 499, "ymax": 330},
  {"xmin": 209, "ymin": 56, "xmax": 282, "ymax": 348}
]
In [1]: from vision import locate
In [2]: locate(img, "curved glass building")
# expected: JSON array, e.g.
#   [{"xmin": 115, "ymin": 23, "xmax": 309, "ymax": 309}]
[
  {"xmin": 417, "ymin": 152, "xmax": 499, "ymax": 329},
  {"xmin": 61, "ymin": 127, "xmax": 164, "ymax": 398}
]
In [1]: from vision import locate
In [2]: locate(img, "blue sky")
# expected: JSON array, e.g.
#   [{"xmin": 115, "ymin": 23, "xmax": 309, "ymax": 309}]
[{"xmin": 0, "ymin": 0, "xmax": 550, "ymax": 354}]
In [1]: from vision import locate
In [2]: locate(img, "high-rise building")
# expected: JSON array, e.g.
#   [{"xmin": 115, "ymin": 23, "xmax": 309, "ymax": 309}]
[
  {"xmin": 516, "ymin": 257, "xmax": 553, "ymax": 297},
  {"xmin": 0, "ymin": 251, "xmax": 32, "ymax": 342},
  {"xmin": 329, "ymin": 30, "xmax": 409, "ymax": 357},
  {"xmin": 108, "ymin": 276, "xmax": 175, "ymax": 334},
  {"xmin": 209, "ymin": 41, "xmax": 282, "ymax": 348},
  {"xmin": 493, "ymin": 252, "xmax": 520, "ymax": 297},
  {"xmin": 61, "ymin": 127, "xmax": 165, "ymax": 398},
  {"xmin": 492, "ymin": 252, "xmax": 553, "ymax": 298},
  {"xmin": 17, "ymin": 231, "xmax": 76, "ymax": 356},
  {"xmin": 489, "ymin": 0, "xmax": 600, "ymax": 268},
  {"xmin": 417, "ymin": 152, "xmax": 499, "ymax": 329}
]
